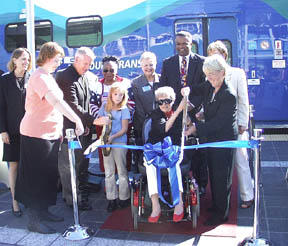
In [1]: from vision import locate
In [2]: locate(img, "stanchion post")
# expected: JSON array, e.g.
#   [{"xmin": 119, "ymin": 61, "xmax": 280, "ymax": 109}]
[
  {"xmin": 62, "ymin": 129, "xmax": 94, "ymax": 241},
  {"xmin": 252, "ymin": 129, "xmax": 262, "ymax": 240},
  {"xmin": 238, "ymin": 129, "xmax": 272, "ymax": 246},
  {"xmin": 67, "ymin": 129, "xmax": 81, "ymax": 226}
]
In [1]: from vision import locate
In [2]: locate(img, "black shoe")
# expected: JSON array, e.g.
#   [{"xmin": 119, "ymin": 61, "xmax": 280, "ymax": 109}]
[
  {"xmin": 199, "ymin": 186, "xmax": 206, "ymax": 197},
  {"xmin": 118, "ymin": 199, "xmax": 130, "ymax": 209},
  {"xmin": 27, "ymin": 208, "xmax": 56, "ymax": 234},
  {"xmin": 204, "ymin": 215, "xmax": 228, "ymax": 226},
  {"xmin": 39, "ymin": 210, "xmax": 64, "ymax": 222},
  {"xmin": 78, "ymin": 200, "xmax": 92, "ymax": 211},
  {"xmin": 27, "ymin": 222, "xmax": 56, "ymax": 234},
  {"xmin": 107, "ymin": 200, "xmax": 118, "ymax": 212},
  {"xmin": 12, "ymin": 205, "xmax": 22, "ymax": 217}
]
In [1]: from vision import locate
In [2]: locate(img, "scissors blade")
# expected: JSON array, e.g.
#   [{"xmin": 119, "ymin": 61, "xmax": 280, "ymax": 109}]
[{"xmin": 84, "ymin": 139, "xmax": 102, "ymax": 155}]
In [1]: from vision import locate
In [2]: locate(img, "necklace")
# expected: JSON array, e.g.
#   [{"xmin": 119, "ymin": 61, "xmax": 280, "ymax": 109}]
[{"xmin": 16, "ymin": 76, "xmax": 25, "ymax": 90}]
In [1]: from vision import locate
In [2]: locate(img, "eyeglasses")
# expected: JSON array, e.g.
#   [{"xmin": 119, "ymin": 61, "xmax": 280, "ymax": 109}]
[
  {"xmin": 103, "ymin": 69, "xmax": 115, "ymax": 73},
  {"xmin": 156, "ymin": 98, "xmax": 173, "ymax": 105}
]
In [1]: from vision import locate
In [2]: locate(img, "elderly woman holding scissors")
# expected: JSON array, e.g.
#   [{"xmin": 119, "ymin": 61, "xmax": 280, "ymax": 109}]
[{"xmin": 144, "ymin": 86, "xmax": 190, "ymax": 224}]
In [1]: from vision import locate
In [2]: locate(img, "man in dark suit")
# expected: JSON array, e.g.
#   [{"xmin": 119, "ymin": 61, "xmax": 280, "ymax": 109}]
[
  {"xmin": 159, "ymin": 31, "xmax": 208, "ymax": 195},
  {"xmin": 56, "ymin": 47, "xmax": 100, "ymax": 210}
]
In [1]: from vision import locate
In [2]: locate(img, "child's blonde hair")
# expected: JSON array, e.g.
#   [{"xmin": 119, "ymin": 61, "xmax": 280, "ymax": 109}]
[{"xmin": 105, "ymin": 82, "xmax": 128, "ymax": 112}]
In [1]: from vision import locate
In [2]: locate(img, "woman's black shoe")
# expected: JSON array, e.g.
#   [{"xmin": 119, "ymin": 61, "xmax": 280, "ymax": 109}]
[
  {"xmin": 118, "ymin": 199, "xmax": 130, "ymax": 209},
  {"xmin": 11, "ymin": 205, "xmax": 22, "ymax": 217},
  {"xmin": 107, "ymin": 200, "xmax": 118, "ymax": 212}
]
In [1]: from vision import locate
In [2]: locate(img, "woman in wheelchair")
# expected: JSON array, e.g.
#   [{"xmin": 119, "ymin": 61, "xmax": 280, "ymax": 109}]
[{"xmin": 144, "ymin": 86, "xmax": 187, "ymax": 223}]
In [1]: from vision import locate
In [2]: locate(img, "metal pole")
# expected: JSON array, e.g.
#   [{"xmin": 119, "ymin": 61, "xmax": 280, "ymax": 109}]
[
  {"xmin": 63, "ymin": 129, "xmax": 94, "ymax": 241},
  {"xmin": 66, "ymin": 129, "xmax": 80, "ymax": 226},
  {"xmin": 252, "ymin": 129, "xmax": 262, "ymax": 239},
  {"xmin": 249, "ymin": 105, "xmax": 255, "ymax": 179},
  {"xmin": 238, "ymin": 129, "xmax": 272, "ymax": 246},
  {"xmin": 26, "ymin": 0, "xmax": 36, "ymax": 72}
]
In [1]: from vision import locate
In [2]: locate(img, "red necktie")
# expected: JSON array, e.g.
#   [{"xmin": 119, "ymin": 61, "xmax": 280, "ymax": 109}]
[{"xmin": 180, "ymin": 56, "xmax": 187, "ymax": 87}]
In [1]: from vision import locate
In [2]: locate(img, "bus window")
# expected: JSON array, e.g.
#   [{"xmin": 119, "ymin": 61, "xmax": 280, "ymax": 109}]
[
  {"xmin": 192, "ymin": 41, "xmax": 198, "ymax": 54},
  {"xmin": 221, "ymin": 39, "xmax": 232, "ymax": 65},
  {"xmin": 175, "ymin": 19, "xmax": 202, "ymax": 55},
  {"xmin": 5, "ymin": 20, "xmax": 52, "ymax": 52},
  {"xmin": 66, "ymin": 16, "xmax": 103, "ymax": 47}
]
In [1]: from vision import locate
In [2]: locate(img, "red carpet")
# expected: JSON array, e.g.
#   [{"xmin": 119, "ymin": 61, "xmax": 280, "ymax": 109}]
[{"xmin": 101, "ymin": 173, "xmax": 238, "ymax": 237}]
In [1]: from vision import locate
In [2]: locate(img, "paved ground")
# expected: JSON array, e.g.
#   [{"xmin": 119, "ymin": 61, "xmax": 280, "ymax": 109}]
[{"xmin": 0, "ymin": 135, "xmax": 287, "ymax": 246}]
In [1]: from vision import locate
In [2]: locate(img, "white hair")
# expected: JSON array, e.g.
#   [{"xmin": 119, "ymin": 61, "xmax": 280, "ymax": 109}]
[
  {"xmin": 203, "ymin": 54, "xmax": 228, "ymax": 73},
  {"xmin": 155, "ymin": 86, "xmax": 176, "ymax": 101},
  {"xmin": 75, "ymin": 47, "xmax": 95, "ymax": 61},
  {"xmin": 140, "ymin": 51, "xmax": 157, "ymax": 65}
]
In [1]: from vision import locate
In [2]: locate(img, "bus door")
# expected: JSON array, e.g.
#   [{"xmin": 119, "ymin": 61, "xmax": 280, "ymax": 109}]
[{"xmin": 175, "ymin": 16, "xmax": 238, "ymax": 65}]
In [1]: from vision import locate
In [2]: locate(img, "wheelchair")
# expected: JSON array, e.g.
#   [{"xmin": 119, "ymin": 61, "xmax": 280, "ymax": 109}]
[{"xmin": 129, "ymin": 117, "xmax": 200, "ymax": 229}]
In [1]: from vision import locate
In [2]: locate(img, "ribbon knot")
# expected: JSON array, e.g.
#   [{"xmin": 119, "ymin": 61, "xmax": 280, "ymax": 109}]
[{"xmin": 144, "ymin": 136, "xmax": 181, "ymax": 208}]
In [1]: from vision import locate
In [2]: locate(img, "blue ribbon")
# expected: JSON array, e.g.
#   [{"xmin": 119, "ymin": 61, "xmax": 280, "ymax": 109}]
[
  {"xmin": 143, "ymin": 137, "xmax": 181, "ymax": 208},
  {"xmin": 84, "ymin": 138, "xmax": 261, "ymax": 207},
  {"xmin": 86, "ymin": 139, "xmax": 260, "ymax": 152},
  {"xmin": 68, "ymin": 140, "xmax": 82, "ymax": 149}
]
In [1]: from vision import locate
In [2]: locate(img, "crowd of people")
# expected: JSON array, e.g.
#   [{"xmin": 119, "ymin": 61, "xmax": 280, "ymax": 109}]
[{"xmin": 0, "ymin": 31, "xmax": 254, "ymax": 234}]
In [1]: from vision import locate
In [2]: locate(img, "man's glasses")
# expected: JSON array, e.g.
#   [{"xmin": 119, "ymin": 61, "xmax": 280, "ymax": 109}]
[
  {"xmin": 103, "ymin": 69, "xmax": 115, "ymax": 73},
  {"xmin": 156, "ymin": 98, "xmax": 173, "ymax": 105}
]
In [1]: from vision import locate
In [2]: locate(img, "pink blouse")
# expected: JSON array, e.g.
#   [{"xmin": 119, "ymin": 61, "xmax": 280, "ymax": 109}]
[{"xmin": 20, "ymin": 67, "xmax": 63, "ymax": 140}]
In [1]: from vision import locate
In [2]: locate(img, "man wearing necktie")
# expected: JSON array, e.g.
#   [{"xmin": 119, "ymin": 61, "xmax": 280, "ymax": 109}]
[
  {"xmin": 180, "ymin": 56, "xmax": 188, "ymax": 87},
  {"xmin": 159, "ymin": 31, "xmax": 208, "ymax": 195}
]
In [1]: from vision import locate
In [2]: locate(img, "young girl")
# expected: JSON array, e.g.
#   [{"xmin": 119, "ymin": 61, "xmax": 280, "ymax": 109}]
[{"xmin": 97, "ymin": 82, "xmax": 131, "ymax": 212}]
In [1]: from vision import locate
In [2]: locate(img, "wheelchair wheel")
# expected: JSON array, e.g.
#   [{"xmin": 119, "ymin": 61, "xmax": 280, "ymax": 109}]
[
  {"xmin": 187, "ymin": 179, "xmax": 199, "ymax": 229},
  {"xmin": 131, "ymin": 187, "xmax": 134, "ymax": 218},
  {"xmin": 131, "ymin": 184, "xmax": 139, "ymax": 229},
  {"xmin": 133, "ymin": 205, "xmax": 138, "ymax": 230},
  {"xmin": 190, "ymin": 204, "xmax": 197, "ymax": 228},
  {"xmin": 196, "ymin": 186, "xmax": 200, "ymax": 216}
]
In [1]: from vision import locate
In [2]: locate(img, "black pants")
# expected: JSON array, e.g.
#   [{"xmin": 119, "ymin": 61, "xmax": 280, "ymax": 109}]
[
  {"xmin": 186, "ymin": 148, "xmax": 208, "ymax": 188},
  {"xmin": 208, "ymin": 147, "xmax": 234, "ymax": 218}
]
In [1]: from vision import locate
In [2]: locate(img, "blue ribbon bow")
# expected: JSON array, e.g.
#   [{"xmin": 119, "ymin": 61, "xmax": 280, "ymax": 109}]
[{"xmin": 144, "ymin": 136, "xmax": 181, "ymax": 208}]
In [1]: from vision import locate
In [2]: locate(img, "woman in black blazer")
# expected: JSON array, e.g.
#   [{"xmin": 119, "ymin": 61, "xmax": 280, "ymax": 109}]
[
  {"xmin": 0, "ymin": 48, "xmax": 32, "ymax": 217},
  {"xmin": 131, "ymin": 51, "xmax": 160, "ymax": 169},
  {"xmin": 186, "ymin": 54, "xmax": 238, "ymax": 226}
]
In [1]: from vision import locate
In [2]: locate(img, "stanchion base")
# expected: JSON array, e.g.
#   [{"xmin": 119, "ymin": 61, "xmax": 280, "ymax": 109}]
[
  {"xmin": 238, "ymin": 237, "xmax": 273, "ymax": 246},
  {"xmin": 63, "ymin": 225, "xmax": 94, "ymax": 241}
]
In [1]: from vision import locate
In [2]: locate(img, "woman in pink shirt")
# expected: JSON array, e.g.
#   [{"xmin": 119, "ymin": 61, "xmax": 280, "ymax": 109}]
[{"xmin": 15, "ymin": 42, "xmax": 84, "ymax": 234}]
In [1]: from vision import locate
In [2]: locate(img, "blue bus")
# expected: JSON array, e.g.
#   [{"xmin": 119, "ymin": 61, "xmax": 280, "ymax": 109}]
[{"xmin": 0, "ymin": 0, "xmax": 287, "ymax": 125}]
